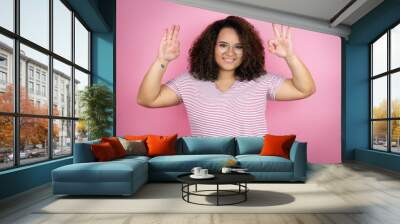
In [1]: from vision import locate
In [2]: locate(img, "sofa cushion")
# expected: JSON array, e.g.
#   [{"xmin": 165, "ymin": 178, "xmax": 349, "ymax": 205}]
[
  {"xmin": 73, "ymin": 139, "xmax": 100, "ymax": 163},
  {"xmin": 114, "ymin": 155, "xmax": 150, "ymax": 163},
  {"xmin": 91, "ymin": 142, "xmax": 118, "ymax": 161},
  {"xmin": 148, "ymin": 154, "xmax": 235, "ymax": 172},
  {"xmin": 52, "ymin": 159, "xmax": 147, "ymax": 183},
  {"xmin": 236, "ymin": 155, "xmax": 293, "ymax": 172},
  {"xmin": 236, "ymin": 136, "xmax": 264, "ymax": 155},
  {"xmin": 147, "ymin": 134, "xmax": 178, "ymax": 157},
  {"xmin": 260, "ymin": 134, "xmax": 296, "ymax": 159},
  {"xmin": 101, "ymin": 137, "xmax": 127, "ymax": 158},
  {"xmin": 177, "ymin": 137, "xmax": 236, "ymax": 155},
  {"xmin": 118, "ymin": 138, "xmax": 147, "ymax": 156}
]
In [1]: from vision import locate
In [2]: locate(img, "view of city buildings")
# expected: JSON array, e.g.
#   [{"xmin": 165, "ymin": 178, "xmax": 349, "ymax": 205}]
[
  {"xmin": 0, "ymin": 0, "xmax": 90, "ymax": 171},
  {"xmin": 0, "ymin": 40, "xmax": 88, "ymax": 169}
]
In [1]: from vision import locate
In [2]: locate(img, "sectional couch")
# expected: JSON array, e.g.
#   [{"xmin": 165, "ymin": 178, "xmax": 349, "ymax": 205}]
[{"xmin": 52, "ymin": 136, "xmax": 307, "ymax": 196}]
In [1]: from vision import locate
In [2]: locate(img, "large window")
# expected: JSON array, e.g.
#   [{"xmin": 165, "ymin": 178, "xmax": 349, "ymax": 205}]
[
  {"xmin": 371, "ymin": 23, "xmax": 400, "ymax": 154},
  {"xmin": 0, "ymin": 0, "xmax": 91, "ymax": 171}
]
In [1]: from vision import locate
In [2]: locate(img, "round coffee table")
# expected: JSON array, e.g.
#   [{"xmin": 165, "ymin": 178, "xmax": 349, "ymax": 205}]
[{"xmin": 177, "ymin": 172, "xmax": 255, "ymax": 206}]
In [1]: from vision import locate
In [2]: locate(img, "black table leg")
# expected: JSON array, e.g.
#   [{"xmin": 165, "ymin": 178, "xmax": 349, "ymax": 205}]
[
  {"xmin": 245, "ymin": 183, "xmax": 247, "ymax": 201},
  {"xmin": 181, "ymin": 183, "xmax": 183, "ymax": 199},
  {"xmin": 188, "ymin": 184, "xmax": 190, "ymax": 202},
  {"xmin": 179, "ymin": 181, "xmax": 252, "ymax": 206},
  {"xmin": 217, "ymin": 184, "xmax": 219, "ymax": 206}
]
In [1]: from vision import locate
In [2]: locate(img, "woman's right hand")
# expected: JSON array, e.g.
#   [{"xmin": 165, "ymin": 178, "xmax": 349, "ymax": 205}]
[{"xmin": 158, "ymin": 25, "xmax": 180, "ymax": 63}]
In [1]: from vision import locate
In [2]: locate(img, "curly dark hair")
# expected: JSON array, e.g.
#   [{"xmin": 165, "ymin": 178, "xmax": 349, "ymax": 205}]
[{"xmin": 189, "ymin": 16, "xmax": 266, "ymax": 82}]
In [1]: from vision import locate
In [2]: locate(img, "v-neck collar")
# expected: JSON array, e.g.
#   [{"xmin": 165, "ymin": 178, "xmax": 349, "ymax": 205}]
[{"xmin": 213, "ymin": 79, "xmax": 238, "ymax": 94}]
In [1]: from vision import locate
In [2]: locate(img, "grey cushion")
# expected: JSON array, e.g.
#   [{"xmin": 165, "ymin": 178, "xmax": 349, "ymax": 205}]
[{"xmin": 118, "ymin": 137, "xmax": 147, "ymax": 156}]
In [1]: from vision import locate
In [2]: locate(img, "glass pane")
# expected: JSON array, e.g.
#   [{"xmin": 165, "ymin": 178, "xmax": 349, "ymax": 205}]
[
  {"xmin": 20, "ymin": 44, "xmax": 49, "ymax": 115},
  {"xmin": 74, "ymin": 69, "xmax": 89, "ymax": 118},
  {"xmin": 74, "ymin": 17, "xmax": 89, "ymax": 70},
  {"xmin": 392, "ymin": 72, "xmax": 400, "ymax": 118},
  {"xmin": 372, "ymin": 77, "xmax": 387, "ymax": 119},
  {"xmin": 20, "ymin": 117, "xmax": 49, "ymax": 165},
  {"xmin": 20, "ymin": 0, "xmax": 49, "ymax": 49},
  {"xmin": 0, "ymin": 34, "xmax": 14, "ymax": 112},
  {"xmin": 372, "ymin": 121, "xmax": 388, "ymax": 151},
  {"xmin": 391, "ymin": 24, "xmax": 400, "ymax": 70},
  {"xmin": 53, "ymin": 59, "xmax": 72, "ymax": 117},
  {"xmin": 75, "ymin": 120, "xmax": 88, "ymax": 143},
  {"xmin": 0, "ymin": 0, "xmax": 14, "ymax": 31},
  {"xmin": 53, "ymin": 119, "xmax": 72, "ymax": 157},
  {"xmin": 391, "ymin": 120, "xmax": 400, "ymax": 153},
  {"xmin": 53, "ymin": 0, "xmax": 72, "ymax": 60},
  {"xmin": 372, "ymin": 33, "xmax": 387, "ymax": 76},
  {"xmin": 0, "ymin": 116, "xmax": 13, "ymax": 170}
]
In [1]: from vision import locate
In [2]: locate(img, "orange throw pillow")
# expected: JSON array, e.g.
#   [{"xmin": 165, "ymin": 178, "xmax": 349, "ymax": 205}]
[
  {"xmin": 91, "ymin": 142, "xmax": 117, "ymax": 161},
  {"xmin": 146, "ymin": 134, "xmax": 178, "ymax": 157},
  {"xmin": 101, "ymin": 137, "xmax": 127, "ymax": 158},
  {"xmin": 260, "ymin": 134, "xmax": 296, "ymax": 159}
]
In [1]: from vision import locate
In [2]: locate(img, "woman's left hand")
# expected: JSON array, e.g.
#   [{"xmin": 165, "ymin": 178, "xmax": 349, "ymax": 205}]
[{"xmin": 267, "ymin": 24, "xmax": 294, "ymax": 59}]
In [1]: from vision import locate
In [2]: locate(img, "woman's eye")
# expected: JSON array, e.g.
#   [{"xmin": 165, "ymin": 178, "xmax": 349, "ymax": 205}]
[
  {"xmin": 219, "ymin": 44, "xmax": 228, "ymax": 48},
  {"xmin": 235, "ymin": 46, "xmax": 243, "ymax": 49}
]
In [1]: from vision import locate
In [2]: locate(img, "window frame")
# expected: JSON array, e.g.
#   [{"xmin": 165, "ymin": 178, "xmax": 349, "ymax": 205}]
[
  {"xmin": 0, "ymin": 0, "xmax": 92, "ymax": 171},
  {"xmin": 370, "ymin": 20, "xmax": 400, "ymax": 154}
]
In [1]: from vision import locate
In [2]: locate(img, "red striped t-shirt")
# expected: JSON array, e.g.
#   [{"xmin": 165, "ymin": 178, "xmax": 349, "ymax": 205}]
[{"xmin": 165, "ymin": 72, "xmax": 285, "ymax": 137}]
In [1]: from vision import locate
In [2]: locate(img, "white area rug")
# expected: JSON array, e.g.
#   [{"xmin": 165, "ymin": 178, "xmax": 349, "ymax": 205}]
[{"xmin": 37, "ymin": 183, "xmax": 362, "ymax": 214}]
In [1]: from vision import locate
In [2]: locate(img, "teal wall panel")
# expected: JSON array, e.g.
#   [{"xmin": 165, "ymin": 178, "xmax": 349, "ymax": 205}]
[
  {"xmin": 92, "ymin": 32, "xmax": 114, "ymax": 135},
  {"xmin": 344, "ymin": 0, "xmax": 400, "ymax": 171},
  {"xmin": 0, "ymin": 158, "xmax": 72, "ymax": 199},
  {"xmin": 355, "ymin": 149, "xmax": 400, "ymax": 172}
]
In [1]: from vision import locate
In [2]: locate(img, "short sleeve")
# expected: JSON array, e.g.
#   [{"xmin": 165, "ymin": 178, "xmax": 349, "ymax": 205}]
[
  {"xmin": 262, "ymin": 73, "xmax": 285, "ymax": 100},
  {"xmin": 165, "ymin": 74, "xmax": 187, "ymax": 102}
]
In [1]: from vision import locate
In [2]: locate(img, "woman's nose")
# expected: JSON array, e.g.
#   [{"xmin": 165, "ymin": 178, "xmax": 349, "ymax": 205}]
[{"xmin": 226, "ymin": 46, "xmax": 235, "ymax": 55}]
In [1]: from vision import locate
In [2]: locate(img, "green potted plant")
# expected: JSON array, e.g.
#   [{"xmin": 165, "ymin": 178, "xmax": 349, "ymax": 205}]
[{"xmin": 79, "ymin": 84, "xmax": 113, "ymax": 140}]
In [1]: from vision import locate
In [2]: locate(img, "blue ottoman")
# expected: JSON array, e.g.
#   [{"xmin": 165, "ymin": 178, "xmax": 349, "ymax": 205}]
[{"xmin": 52, "ymin": 157, "xmax": 148, "ymax": 196}]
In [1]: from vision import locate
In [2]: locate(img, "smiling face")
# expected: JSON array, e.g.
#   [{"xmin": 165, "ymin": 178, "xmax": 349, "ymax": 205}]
[{"xmin": 214, "ymin": 27, "xmax": 244, "ymax": 75}]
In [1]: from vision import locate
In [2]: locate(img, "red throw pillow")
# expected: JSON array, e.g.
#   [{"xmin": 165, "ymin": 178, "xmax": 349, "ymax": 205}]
[
  {"xmin": 146, "ymin": 134, "xmax": 178, "ymax": 157},
  {"xmin": 260, "ymin": 134, "xmax": 296, "ymax": 159},
  {"xmin": 101, "ymin": 137, "xmax": 127, "ymax": 158},
  {"xmin": 91, "ymin": 142, "xmax": 117, "ymax": 161}
]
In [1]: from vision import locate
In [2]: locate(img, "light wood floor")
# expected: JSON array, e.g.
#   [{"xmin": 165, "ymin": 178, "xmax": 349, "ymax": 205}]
[{"xmin": 1, "ymin": 162, "xmax": 400, "ymax": 224}]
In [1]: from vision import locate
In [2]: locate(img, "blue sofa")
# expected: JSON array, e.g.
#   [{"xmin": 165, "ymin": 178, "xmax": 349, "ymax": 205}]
[{"xmin": 52, "ymin": 136, "xmax": 307, "ymax": 196}]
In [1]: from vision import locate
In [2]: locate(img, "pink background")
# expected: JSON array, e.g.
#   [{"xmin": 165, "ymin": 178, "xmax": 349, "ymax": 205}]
[{"xmin": 116, "ymin": 0, "xmax": 341, "ymax": 163}]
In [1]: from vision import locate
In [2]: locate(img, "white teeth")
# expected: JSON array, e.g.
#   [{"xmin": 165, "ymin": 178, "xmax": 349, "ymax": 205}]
[{"xmin": 223, "ymin": 59, "xmax": 235, "ymax": 63}]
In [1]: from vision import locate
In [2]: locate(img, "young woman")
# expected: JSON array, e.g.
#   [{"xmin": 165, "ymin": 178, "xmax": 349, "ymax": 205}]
[{"xmin": 137, "ymin": 16, "xmax": 315, "ymax": 137}]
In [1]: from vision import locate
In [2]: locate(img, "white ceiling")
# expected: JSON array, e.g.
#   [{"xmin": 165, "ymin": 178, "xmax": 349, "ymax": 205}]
[
  {"xmin": 226, "ymin": 0, "xmax": 353, "ymax": 22},
  {"xmin": 168, "ymin": 0, "xmax": 384, "ymax": 38}
]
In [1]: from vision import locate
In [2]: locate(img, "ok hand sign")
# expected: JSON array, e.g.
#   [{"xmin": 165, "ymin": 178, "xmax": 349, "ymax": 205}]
[
  {"xmin": 158, "ymin": 25, "xmax": 181, "ymax": 63},
  {"xmin": 267, "ymin": 24, "xmax": 294, "ymax": 59}
]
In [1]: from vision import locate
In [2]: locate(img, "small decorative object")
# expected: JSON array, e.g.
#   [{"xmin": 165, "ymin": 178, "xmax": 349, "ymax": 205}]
[
  {"xmin": 190, "ymin": 167, "xmax": 214, "ymax": 179},
  {"xmin": 221, "ymin": 159, "xmax": 239, "ymax": 173},
  {"xmin": 221, "ymin": 167, "xmax": 232, "ymax": 173},
  {"xmin": 225, "ymin": 159, "xmax": 239, "ymax": 168},
  {"xmin": 191, "ymin": 167, "xmax": 202, "ymax": 176}
]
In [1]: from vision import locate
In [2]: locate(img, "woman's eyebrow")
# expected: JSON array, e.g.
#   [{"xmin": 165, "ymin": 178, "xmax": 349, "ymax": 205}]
[{"xmin": 217, "ymin": 41, "xmax": 242, "ymax": 45}]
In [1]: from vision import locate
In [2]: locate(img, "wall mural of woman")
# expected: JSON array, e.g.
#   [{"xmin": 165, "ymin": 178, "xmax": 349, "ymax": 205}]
[{"xmin": 137, "ymin": 16, "xmax": 316, "ymax": 137}]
